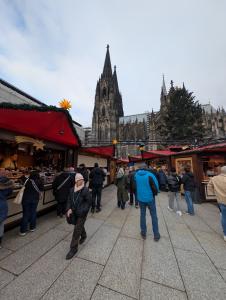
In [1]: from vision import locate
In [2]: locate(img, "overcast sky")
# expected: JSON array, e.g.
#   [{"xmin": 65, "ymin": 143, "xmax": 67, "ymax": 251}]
[{"xmin": 0, "ymin": 0, "xmax": 226, "ymax": 126}]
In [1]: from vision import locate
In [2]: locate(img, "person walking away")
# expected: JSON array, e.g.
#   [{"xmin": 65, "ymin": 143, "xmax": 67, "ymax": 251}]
[
  {"xmin": 89, "ymin": 163, "xmax": 106, "ymax": 213},
  {"xmin": 77, "ymin": 164, "xmax": 89, "ymax": 186},
  {"xmin": 115, "ymin": 167, "xmax": 129, "ymax": 209},
  {"xmin": 0, "ymin": 173, "xmax": 13, "ymax": 248},
  {"xmin": 167, "ymin": 168, "xmax": 182, "ymax": 216},
  {"xmin": 128, "ymin": 166, "xmax": 139, "ymax": 208},
  {"xmin": 20, "ymin": 171, "xmax": 44, "ymax": 235},
  {"xmin": 158, "ymin": 166, "xmax": 168, "ymax": 191},
  {"xmin": 133, "ymin": 163, "xmax": 160, "ymax": 241},
  {"xmin": 207, "ymin": 166, "xmax": 226, "ymax": 242},
  {"xmin": 181, "ymin": 166, "xmax": 195, "ymax": 215},
  {"xmin": 53, "ymin": 168, "xmax": 75, "ymax": 217},
  {"xmin": 66, "ymin": 173, "xmax": 92, "ymax": 259}
]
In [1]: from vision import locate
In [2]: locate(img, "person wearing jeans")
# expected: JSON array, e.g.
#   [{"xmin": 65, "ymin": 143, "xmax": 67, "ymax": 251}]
[
  {"xmin": 182, "ymin": 166, "xmax": 195, "ymax": 215},
  {"xmin": 167, "ymin": 168, "xmax": 182, "ymax": 216},
  {"xmin": 208, "ymin": 166, "xmax": 226, "ymax": 242},
  {"xmin": 133, "ymin": 163, "xmax": 160, "ymax": 241}
]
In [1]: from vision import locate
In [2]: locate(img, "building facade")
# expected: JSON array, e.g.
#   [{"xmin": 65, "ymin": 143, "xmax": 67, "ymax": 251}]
[{"xmin": 91, "ymin": 45, "xmax": 124, "ymax": 144}]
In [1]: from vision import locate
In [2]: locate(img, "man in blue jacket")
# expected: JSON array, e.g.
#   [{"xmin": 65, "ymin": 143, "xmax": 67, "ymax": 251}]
[{"xmin": 133, "ymin": 163, "xmax": 160, "ymax": 241}]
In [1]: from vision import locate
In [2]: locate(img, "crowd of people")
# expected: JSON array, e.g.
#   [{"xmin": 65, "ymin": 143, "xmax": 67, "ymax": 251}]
[{"xmin": 0, "ymin": 162, "xmax": 226, "ymax": 259}]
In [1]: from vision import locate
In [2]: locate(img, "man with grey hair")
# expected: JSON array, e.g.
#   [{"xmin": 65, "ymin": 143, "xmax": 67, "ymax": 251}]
[{"xmin": 207, "ymin": 166, "xmax": 226, "ymax": 241}]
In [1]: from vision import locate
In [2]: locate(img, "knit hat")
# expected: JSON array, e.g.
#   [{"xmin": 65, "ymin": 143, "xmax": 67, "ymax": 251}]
[
  {"xmin": 75, "ymin": 173, "xmax": 84, "ymax": 182},
  {"xmin": 221, "ymin": 166, "xmax": 226, "ymax": 175}
]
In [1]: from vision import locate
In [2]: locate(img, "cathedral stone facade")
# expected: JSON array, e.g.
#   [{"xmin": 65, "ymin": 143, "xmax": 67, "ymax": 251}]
[
  {"xmin": 90, "ymin": 47, "xmax": 226, "ymax": 153},
  {"xmin": 91, "ymin": 45, "xmax": 123, "ymax": 144}
]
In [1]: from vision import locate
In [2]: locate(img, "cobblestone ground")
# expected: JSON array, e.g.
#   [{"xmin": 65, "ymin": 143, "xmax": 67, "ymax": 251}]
[{"xmin": 1, "ymin": 185, "xmax": 226, "ymax": 299}]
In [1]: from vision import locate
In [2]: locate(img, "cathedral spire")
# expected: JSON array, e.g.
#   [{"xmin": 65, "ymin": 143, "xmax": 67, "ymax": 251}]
[
  {"xmin": 113, "ymin": 65, "xmax": 119, "ymax": 92},
  {"xmin": 161, "ymin": 74, "xmax": 167, "ymax": 96},
  {"xmin": 102, "ymin": 44, "xmax": 112, "ymax": 78}
]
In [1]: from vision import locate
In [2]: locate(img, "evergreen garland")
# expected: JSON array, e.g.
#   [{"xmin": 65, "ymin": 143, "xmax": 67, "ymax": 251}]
[{"xmin": 0, "ymin": 102, "xmax": 81, "ymax": 146}]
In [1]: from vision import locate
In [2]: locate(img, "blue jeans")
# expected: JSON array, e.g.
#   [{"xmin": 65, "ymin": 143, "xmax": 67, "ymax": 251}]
[
  {"xmin": 20, "ymin": 201, "xmax": 38, "ymax": 233},
  {"xmin": 219, "ymin": 203, "xmax": 226, "ymax": 236},
  {"xmin": 184, "ymin": 191, "xmax": 195, "ymax": 215},
  {"xmin": 139, "ymin": 199, "xmax": 160, "ymax": 238}
]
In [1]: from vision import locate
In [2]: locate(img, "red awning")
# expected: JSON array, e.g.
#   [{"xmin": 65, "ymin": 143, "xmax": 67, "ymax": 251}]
[
  {"xmin": 0, "ymin": 107, "xmax": 80, "ymax": 147},
  {"xmin": 116, "ymin": 158, "xmax": 129, "ymax": 164},
  {"xmin": 128, "ymin": 155, "xmax": 142, "ymax": 162},
  {"xmin": 172, "ymin": 143, "xmax": 226, "ymax": 155},
  {"xmin": 81, "ymin": 146, "xmax": 114, "ymax": 158},
  {"xmin": 143, "ymin": 150, "xmax": 175, "ymax": 159}
]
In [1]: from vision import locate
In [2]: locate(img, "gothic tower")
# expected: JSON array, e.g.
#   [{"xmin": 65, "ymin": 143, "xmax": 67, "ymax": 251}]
[{"xmin": 92, "ymin": 45, "xmax": 124, "ymax": 144}]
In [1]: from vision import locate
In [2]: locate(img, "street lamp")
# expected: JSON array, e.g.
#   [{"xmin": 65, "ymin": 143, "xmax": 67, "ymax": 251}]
[
  {"xmin": 112, "ymin": 139, "xmax": 118, "ymax": 158},
  {"xmin": 138, "ymin": 143, "xmax": 145, "ymax": 160}
]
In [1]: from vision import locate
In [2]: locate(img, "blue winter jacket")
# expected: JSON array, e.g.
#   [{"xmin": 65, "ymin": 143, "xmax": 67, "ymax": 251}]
[{"xmin": 134, "ymin": 170, "xmax": 159, "ymax": 203}]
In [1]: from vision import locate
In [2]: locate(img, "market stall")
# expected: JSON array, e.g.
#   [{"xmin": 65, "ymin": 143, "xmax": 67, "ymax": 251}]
[
  {"xmin": 0, "ymin": 103, "xmax": 81, "ymax": 226},
  {"xmin": 78, "ymin": 145, "xmax": 114, "ymax": 185},
  {"xmin": 171, "ymin": 143, "xmax": 226, "ymax": 202}
]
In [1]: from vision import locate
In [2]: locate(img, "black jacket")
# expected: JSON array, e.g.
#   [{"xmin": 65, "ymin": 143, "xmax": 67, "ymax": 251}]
[
  {"xmin": 167, "ymin": 172, "xmax": 181, "ymax": 192},
  {"xmin": 89, "ymin": 167, "xmax": 106, "ymax": 187},
  {"xmin": 22, "ymin": 177, "xmax": 44, "ymax": 203},
  {"xmin": 182, "ymin": 172, "xmax": 196, "ymax": 191},
  {"xmin": 52, "ymin": 172, "xmax": 75, "ymax": 203},
  {"xmin": 67, "ymin": 187, "xmax": 92, "ymax": 217}
]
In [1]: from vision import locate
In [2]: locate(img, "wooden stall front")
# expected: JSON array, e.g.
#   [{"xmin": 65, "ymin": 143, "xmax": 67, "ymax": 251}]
[{"xmin": 0, "ymin": 103, "xmax": 81, "ymax": 227}]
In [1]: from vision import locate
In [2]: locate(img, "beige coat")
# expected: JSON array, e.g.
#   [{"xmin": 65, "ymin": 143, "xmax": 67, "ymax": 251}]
[{"xmin": 207, "ymin": 174, "xmax": 226, "ymax": 205}]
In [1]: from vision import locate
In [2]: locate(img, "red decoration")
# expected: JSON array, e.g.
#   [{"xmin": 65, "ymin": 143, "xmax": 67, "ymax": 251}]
[{"xmin": 81, "ymin": 146, "xmax": 114, "ymax": 158}]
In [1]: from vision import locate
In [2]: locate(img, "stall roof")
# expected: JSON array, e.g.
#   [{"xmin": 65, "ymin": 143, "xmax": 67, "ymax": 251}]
[
  {"xmin": 80, "ymin": 145, "xmax": 114, "ymax": 158},
  {"xmin": 0, "ymin": 103, "xmax": 81, "ymax": 147},
  {"xmin": 172, "ymin": 142, "xmax": 226, "ymax": 155},
  {"xmin": 143, "ymin": 150, "xmax": 175, "ymax": 159}
]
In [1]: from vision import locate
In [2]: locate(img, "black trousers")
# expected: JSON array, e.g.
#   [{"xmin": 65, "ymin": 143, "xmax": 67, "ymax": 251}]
[
  {"xmin": 129, "ymin": 192, "xmax": 138, "ymax": 206},
  {"xmin": 57, "ymin": 201, "xmax": 67, "ymax": 216},
  {"xmin": 70, "ymin": 217, "xmax": 87, "ymax": 250},
  {"xmin": 92, "ymin": 186, "xmax": 102, "ymax": 209}
]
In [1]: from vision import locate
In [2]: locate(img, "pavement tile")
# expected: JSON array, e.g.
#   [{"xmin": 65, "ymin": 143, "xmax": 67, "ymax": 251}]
[
  {"xmin": 105, "ymin": 207, "xmax": 129, "ymax": 228},
  {"xmin": 64, "ymin": 217, "xmax": 104, "ymax": 242},
  {"xmin": 0, "ymin": 241, "xmax": 70, "ymax": 300},
  {"xmin": 0, "ymin": 247, "xmax": 12, "ymax": 261},
  {"xmin": 140, "ymin": 279, "xmax": 187, "ymax": 300},
  {"xmin": 142, "ymin": 237, "xmax": 184, "ymax": 291},
  {"xmin": 78, "ymin": 224, "xmax": 120, "ymax": 265},
  {"xmin": 55, "ymin": 221, "xmax": 74, "ymax": 232},
  {"xmin": 91, "ymin": 285, "xmax": 133, "ymax": 300},
  {"xmin": 3, "ymin": 215, "xmax": 62, "ymax": 251},
  {"xmin": 182, "ymin": 214, "xmax": 213, "ymax": 233},
  {"xmin": 175, "ymin": 248, "xmax": 226, "ymax": 300},
  {"xmin": 0, "ymin": 229, "xmax": 67, "ymax": 274},
  {"xmin": 168, "ymin": 227, "xmax": 204, "ymax": 254},
  {"xmin": 42, "ymin": 257, "xmax": 103, "ymax": 300},
  {"xmin": 0, "ymin": 268, "xmax": 15, "ymax": 290},
  {"xmin": 218, "ymin": 269, "xmax": 226, "ymax": 282},
  {"xmin": 99, "ymin": 237, "xmax": 143, "ymax": 299},
  {"xmin": 92, "ymin": 201, "xmax": 116, "ymax": 221},
  {"xmin": 120, "ymin": 214, "xmax": 142, "ymax": 240},
  {"xmin": 193, "ymin": 230, "xmax": 226, "ymax": 269}
]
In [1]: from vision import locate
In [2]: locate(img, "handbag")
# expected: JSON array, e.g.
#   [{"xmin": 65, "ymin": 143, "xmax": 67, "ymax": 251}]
[
  {"xmin": 14, "ymin": 179, "xmax": 29, "ymax": 205},
  {"xmin": 66, "ymin": 190, "xmax": 82, "ymax": 225}
]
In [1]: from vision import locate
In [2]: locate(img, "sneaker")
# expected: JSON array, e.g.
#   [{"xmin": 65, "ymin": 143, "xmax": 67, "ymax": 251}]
[
  {"xmin": 79, "ymin": 236, "xmax": 87, "ymax": 245},
  {"xmin": 135, "ymin": 205, "xmax": 139, "ymax": 209},
  {"xmin": 224, "ymin": 236, "xmax": 226, "ymax": 242},
  {"xmin": 96, "ymin": 208, "xmax": 101, "ymax": 213},
  {"xmin": 167, "ymin": 206, "xmax": 173, "ymax": 212},
  {"xmin": 154, "ymin": 234, "xmax": 161, "ymax": 242},
  {"xmin": 19, "ymin": 232, "xmax": 26, "ymax": 236},
  {"xmin": 91, "ymin": 208, "xmax": 95, "ymax": 214},
  {"xmin": 66, "ymin": 248, "xmax": 78, "ymax": 260},
  {"xmin": 176, "ymin": 211, "xmax": 182, "ymax": 216},
  {"xmin": 30, "ymin": 229, "xmax": 36, "ymax": 232},
  {"xmin": 140, "ymin": 232, "xmax": 146, "ymax": 240}
]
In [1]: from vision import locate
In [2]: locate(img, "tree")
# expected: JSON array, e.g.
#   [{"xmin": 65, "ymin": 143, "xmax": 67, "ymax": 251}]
[{"xmin": 160, "ymin": 86, "xmax": 204, "ymax": 142}]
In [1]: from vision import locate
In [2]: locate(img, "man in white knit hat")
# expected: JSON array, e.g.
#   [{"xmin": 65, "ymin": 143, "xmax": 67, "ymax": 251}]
[{"xmin": 207, "ymin": 166, "xmax": 226, "ymax": 242}]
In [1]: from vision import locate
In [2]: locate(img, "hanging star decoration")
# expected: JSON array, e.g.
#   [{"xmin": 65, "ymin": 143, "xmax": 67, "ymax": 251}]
[{"xmin": 59, "ymin": 99, "xmax": 72, "ymax": 110}]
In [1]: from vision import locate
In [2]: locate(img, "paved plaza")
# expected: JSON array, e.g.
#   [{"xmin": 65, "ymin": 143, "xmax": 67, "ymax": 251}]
[{"xmin": 0, "ymin": 185, "xmax": 226, "ymax": 299}]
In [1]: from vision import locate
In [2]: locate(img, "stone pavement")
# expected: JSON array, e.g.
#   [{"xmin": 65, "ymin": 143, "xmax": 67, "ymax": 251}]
[{"xmin": 0, "ymin": 185, "xmax": 226, "ymax": 299}]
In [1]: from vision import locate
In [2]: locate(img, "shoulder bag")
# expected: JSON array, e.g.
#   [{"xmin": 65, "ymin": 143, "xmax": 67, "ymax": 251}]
[{"xmin": 13, "ymin": 178, "xmax": 29, "ymax": 205}]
